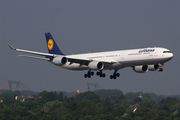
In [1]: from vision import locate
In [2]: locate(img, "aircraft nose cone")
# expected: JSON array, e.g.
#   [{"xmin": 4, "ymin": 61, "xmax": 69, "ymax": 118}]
[
  {"xmin": 170, "ymin": 52, "xmax": 173, "ymax": 57},
  {"xmin": 169, "ymin": 53, "xmax": 173, "ymax": 59}
]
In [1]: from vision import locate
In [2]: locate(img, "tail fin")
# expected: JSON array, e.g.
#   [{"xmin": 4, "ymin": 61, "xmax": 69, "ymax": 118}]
[{"xmin": 45, "ymin": 32, "xmax": 65, "ymax": 55}]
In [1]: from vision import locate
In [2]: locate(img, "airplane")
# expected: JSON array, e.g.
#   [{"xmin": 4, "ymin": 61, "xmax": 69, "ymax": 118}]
[{"xmin": 8, "ymin": 32, "xmax": 173, "ymax": 79}]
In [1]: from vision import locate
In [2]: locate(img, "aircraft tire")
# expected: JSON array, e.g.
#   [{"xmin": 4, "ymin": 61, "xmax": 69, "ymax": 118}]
[
  {"xmin": 110, "ymin": 75, "xmax": 113, "ymax": 79},
  {"xmin": 159, "ymin": 68, "xmax": 163, "ymax": 72},
  {"xmin": 96, "ymin": 72, "xmax": 100, "ymax": 76},
  {"xmin": 103, "ymin": 73, "xmax": 106, "ymax": 78},
  {"xmin": 88, "ymin": 74, "xmax": 91, "ymax": 78},
  {"xmin": 116, "ymin": 73, "xmax": 120, "ymax": 77},
  {"xmin": 84, "ymin": 74, "xmax": 88, "ymax": 78}
]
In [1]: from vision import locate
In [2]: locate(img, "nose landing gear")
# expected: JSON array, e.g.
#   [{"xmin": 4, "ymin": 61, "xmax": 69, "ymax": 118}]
[{"xmin": 158, "ymin": 68, "xmax": 163, "ymax": 72}]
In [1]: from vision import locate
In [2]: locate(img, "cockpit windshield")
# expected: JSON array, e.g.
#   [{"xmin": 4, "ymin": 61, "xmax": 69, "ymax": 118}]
[{"xmin": 163, "ymin": 51, "xmax": 171, "ymax": 53}]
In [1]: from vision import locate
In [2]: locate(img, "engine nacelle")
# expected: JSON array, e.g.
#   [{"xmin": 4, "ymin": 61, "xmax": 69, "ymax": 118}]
[
  {"xmin": 133, "ymin": 65, "xmax": 148, "ymax": 73},
  {"xmin": 148, "ymin": 64, "xmax": 159, "ymax": 71},
  {"xmin": 88, "ymin": 61, "xmax": 104, "ymax": 70},
  {"xmin": 52, "ymin": 56, "xmax": 67, "ymax": 65}
]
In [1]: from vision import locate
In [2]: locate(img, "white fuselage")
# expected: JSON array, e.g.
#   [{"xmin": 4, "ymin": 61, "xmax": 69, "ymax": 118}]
[{"xmin": 59, "ymin": 47, "xmax": 173, "ymax": 71}]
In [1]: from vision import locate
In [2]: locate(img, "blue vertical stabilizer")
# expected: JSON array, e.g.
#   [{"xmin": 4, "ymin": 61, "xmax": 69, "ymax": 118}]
[{"xmin": 45, "ymin": 32, "xmax": 65, "ymax": 55}]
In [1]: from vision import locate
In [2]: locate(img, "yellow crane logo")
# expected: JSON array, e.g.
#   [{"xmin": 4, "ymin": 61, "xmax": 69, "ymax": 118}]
[{"xmin": 48, "ymin": 39, "xmax": 53, "ymax": 50}]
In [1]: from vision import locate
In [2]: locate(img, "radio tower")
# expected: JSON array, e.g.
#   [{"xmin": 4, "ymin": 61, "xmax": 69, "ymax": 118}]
[{"xmin": 0, "ymin": 80, "xmax": 32, "ymax": 94}]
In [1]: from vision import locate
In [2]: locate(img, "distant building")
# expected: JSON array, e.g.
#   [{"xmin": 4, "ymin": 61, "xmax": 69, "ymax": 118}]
[
  {"xmin": 15, "ymin": 95, "xmax": 42, "ymax": 102},
  {"xmin": 133, "ymin": 107, "xmax": 138, "ymax": 113},
  {"xmin": 138, "ymin": 94, "xmax": 143, "ymax": 99}
]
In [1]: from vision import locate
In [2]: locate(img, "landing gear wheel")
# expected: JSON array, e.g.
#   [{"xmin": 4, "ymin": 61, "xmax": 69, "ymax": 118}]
[
  {"xmin": 110, "ymin": 75, "xmax": 113, "ymax": 79},
  {"xmin": 116, "ymin": 73, "xmax": 120, "ymax": 77},
  {"xmin": 113, "ymin": 75, "xmax": 117, "ymax": 79},
  {"xmin": 96, "ymin": 72, "xmax": 100, "ymax": 76},
  {"xmin": 88, "ymin": 74, "xmax": 91, "ymax": 78},
  {"xmin": 84, "ymin": 74, "xmax": 88, "ymax": 78},
  {"xmin": 97, "ymin": 71, "xmax": 106, "ymax": 78},
  {"xmin": 102, "ymin": 73, "xmax": 106, "ymax": 78},
  {"xmin": 159, "ymin": 68, "xmax": 163, "ymax": 72}
]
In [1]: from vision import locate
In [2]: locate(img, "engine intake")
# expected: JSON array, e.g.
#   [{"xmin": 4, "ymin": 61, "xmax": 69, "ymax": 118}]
[
  {"xmin": 133, "ymin": 65, "xmax": 148, "ymax": 73},
  {"xmin": 88, "ymin": 61, "xmax": 104, "ymax": 70},
  {"xmin": 52, "ymin": 56, "xmax": 67, "ymax": 65}
]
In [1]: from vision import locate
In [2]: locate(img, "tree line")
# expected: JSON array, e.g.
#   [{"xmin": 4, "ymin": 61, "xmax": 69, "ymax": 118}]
[{"xmin": 0, "ymin": 89, "xmax": 180, "ymax": 120}]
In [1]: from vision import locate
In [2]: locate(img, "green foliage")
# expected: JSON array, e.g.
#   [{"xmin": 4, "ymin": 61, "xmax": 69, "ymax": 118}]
[
  {"xmin": 0, "ymin": 90, "xmax": 179, "ymax": 119},
  {"xmin": 77, "ymin": 91, "xmax": 100, "ymax": 103},
  {"xmin": 95, "ymin": 89, "xmax": 123, "ymax": 98},
  {"xmin": 58, "ymin": 92, "xmax": 63, "ymax": 101},
  {"xmin": 37, "ymin": 91, "xmax": 54, "ymax": 104},
  {"xmin": 125, "ymin": 92, "xmax": 150, "ymax": 100}
]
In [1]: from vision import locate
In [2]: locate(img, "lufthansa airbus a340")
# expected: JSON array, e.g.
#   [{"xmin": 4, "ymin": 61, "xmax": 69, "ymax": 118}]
[{"xmin": 8, "ymin": 33, "xmax": 173, "ymax": 79}]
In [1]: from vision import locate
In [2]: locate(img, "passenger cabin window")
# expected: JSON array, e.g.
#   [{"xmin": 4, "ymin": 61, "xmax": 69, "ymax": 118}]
[{"xmin": 163, "ymin": 51, "xmax": 171, "ymax": 53}]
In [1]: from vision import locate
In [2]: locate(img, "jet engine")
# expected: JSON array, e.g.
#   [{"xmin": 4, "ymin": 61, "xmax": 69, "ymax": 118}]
[
  {"xmin": 52, "ymin": 56, "xmax": 67, "ymax": 65},
  {"xmin": 88, "ymin": 61, "xmax": 104, "ymax": 70},
  {"xmin": 148, "ymin": 64, "xmax": 160, "ymax": 71},
  {"xmin": 133, "ymin": 65, "xmax": 148, "ymax": 73}
]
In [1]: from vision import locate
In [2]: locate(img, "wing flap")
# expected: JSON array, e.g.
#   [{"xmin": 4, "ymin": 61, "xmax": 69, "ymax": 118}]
[
  {"xmin": 19, "ymin": 55, "xmax": 50, "ymax": 61},
  {"xmin": 66, "ymin": 56, "xmax": 116, "ymax": 66},
  {"xmin": 68, "ymin": 58, "xmax": 90, "ymax": 66}
]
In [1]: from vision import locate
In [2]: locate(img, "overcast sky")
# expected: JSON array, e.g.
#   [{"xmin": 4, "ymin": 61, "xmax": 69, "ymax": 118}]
[{"xmin": 0, "ymin": 0, "xmax": 179, "ymax": 95}]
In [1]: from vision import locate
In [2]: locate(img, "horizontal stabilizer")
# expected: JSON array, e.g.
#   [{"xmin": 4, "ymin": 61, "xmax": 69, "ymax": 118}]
[{"xmin": 18, "ymin": 55, "xmax": 50, "ymax": 61}]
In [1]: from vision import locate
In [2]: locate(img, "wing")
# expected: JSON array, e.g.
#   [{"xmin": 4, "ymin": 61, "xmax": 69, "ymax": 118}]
[
  {"xmin": 8, "ymin": 44, "xmax": 117, "ymax": 66},
  {"xmin": 8, "ymin": 44, "xmax": 55, "ymax": 60}
]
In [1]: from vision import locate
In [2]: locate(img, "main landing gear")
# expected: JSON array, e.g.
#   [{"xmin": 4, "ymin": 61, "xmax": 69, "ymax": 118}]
[
  {"xmin": 84, "ymin": 70, "xmax": 106, "ymax": 78},
  {"xmin": 84, "ymin": 70, "xmax": 120, "ymax": 79},
  {"xmin": 96, "ymin": 70, "xmax": 106, "ymax": 78},
  {"xmin": 110, "ymin": 70, "xmax": 120, "ymax": 79},
  {"xmin": 84, "ymin": 70, "xmax": 94, "ymax": 78}
]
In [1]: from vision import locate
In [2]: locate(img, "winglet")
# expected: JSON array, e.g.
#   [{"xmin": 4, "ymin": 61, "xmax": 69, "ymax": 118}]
[{"xmin": 8, "ymin": 44, "xmax": 16, "ymax": 50}]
